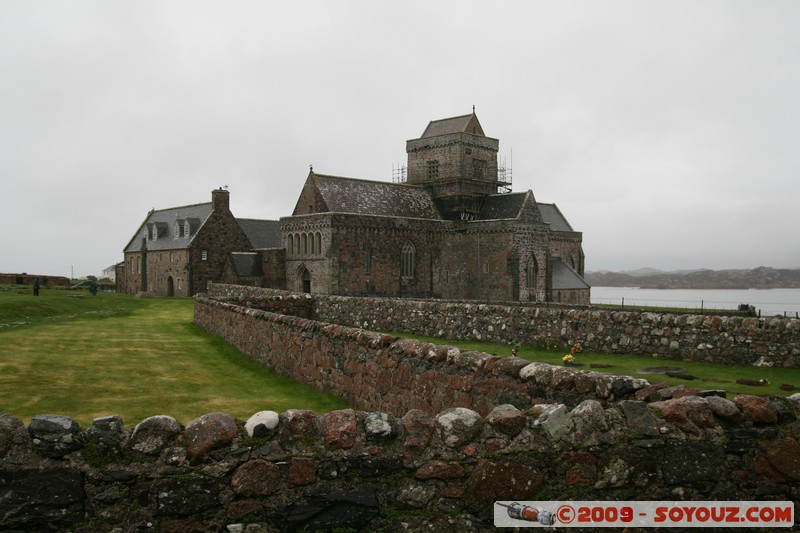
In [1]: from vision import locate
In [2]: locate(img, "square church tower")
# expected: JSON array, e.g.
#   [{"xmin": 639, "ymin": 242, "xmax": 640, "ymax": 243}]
[{"xmin": 406, "ymin": 112, "xmax": 506, "ymax": 221}]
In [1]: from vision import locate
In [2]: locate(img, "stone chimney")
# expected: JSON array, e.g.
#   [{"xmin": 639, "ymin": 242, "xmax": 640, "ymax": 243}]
[{"xmin": 212, "ymin": 188, "xmax": 230, "ymax": 212}]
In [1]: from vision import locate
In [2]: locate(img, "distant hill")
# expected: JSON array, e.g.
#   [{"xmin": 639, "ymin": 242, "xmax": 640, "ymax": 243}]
[{"xmin": 585, "ymin": 267, "xmax": 800, "ymax": 289}]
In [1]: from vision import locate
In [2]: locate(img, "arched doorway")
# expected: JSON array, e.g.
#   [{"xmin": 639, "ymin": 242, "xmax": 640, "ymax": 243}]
[
  {"xmin": 167, "ymin": 276, "xmax": 174, "ymax": 296},
  {"xmin": 299, "ymin": 266, "xmax": 311, "ymax": 293}
]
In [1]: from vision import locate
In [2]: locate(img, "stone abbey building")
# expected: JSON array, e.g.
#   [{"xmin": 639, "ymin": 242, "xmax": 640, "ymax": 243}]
[
  {"xmin": 119, "ymin": 112, "xmax": 589, "ymax": 304},
  {"xmin": 117, "ymin": 188, "xmax": 279, "ymax": 296}
]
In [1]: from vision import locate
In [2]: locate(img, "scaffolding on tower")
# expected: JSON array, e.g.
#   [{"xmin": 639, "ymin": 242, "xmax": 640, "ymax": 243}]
[
  {"xmin": 392, "ymin": 163, "xmax": 407, "ymax": 183},
  {"xmin": 497, "ymin": 154, "xmax": 512, "ymax": 193}
]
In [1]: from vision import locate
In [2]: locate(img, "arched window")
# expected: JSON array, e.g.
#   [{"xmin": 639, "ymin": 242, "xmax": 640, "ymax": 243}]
[
  {"xmin": 302, "ymin": 234, "xmax": 308, "ymax": 256},
  {"xmin": 401, "ymin": 241, "xmax": 416, "ymax": 278},
  {"xmin": 287, "ymin": 234, "xmax": 294, "ymax": 255},
  {"xmin": 309, "ymin": 232, "xmax": 315, "ymax": 255},
  {"xmin": 315, "ymin": 232, "xmax": 322, "ymax": 255},
  {"xmin": 526, "ymin": 256, "xmax": 537, "ymax": 290},
  {"xmin": 299, "ymin": 265, "xmax": 311, "ymax": 293}
]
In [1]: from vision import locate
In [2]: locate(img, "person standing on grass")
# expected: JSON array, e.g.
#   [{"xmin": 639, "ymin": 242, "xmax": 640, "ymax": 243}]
[{"xmin": 33, "ymin": 277, "xmax": 40, "ymax": 296}]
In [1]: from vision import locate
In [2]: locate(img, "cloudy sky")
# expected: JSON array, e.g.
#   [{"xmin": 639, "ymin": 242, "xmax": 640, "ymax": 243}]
[{"xmin": 1, "ymin": 1, "xmax": 798, "ymax": 278}]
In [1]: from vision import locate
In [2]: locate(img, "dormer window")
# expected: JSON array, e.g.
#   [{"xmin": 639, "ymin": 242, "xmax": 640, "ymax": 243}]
[
  {"xmin": 146, "ymin": 223, "xmax": 156, "ymax": 240},
  {"xmin": 183, "ymin": 218, "xmax": 199, "ymax": 237},
  {"xmin": 175, "ymin": 219, "xmax": 186, "ymax": 239}
]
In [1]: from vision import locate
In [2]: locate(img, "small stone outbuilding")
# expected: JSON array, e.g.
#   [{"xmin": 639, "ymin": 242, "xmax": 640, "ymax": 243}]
[{"xmin": 118, "ymin": 189, "xmax": 273, "ymax": 296}]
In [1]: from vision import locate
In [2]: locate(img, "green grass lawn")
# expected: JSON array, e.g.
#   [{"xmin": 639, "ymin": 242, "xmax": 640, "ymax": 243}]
[
  {"xmin": 0, "ymin": 286, "xmax": 348, "ymax": 426},
  {"xmin": 390, "ymin": 333, "xmax": 800, "ymax": 399},
  {"xmin": 3, "ymin": 283, "xmax": 794, "ymax": 428}
]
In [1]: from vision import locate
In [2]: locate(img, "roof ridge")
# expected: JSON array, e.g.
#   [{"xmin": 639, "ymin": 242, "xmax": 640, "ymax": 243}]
[
  {"xmin": 427, "ymin": 113, "xmax": 473, "ymax": 124},
  {"xmin": 150, "ymin": 201, "xmax": 212, "ymax": 214},
  {"xmin": 315, "ymin": 173, "xmax": 425, "ymax": 188},
  {"xmin": 420, "ymin": 112, "xmax": 481, "ymax": 138},
  {"xmin": 489, "ymin": 191, "xmax": 526, "ymax": 198}
]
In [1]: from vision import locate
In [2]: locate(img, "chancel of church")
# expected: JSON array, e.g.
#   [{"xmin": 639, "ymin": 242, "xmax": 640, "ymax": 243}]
[{"xmin": 119, "ymin": 112, "xmax": 590, "ymax": 304}]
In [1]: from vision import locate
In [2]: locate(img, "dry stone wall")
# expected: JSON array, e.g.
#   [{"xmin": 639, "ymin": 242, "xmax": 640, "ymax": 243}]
[
  {"xmin": 3, "ymin": 394, "xmax": 800, "ymax": 532},
  {"xmin": 0, "ymin": 273, "xmax": 70, "ymax": 287},
  {"xmin": 314, "ymin": 293, "xmax": 799, "ymax": 368},
  {"xmin": 208, "ymin": 284, "xmax": 799, "ymax": 368},
  {"xmin": 193, "ymin": 294, "xmax": 649, "ymax": 416}
]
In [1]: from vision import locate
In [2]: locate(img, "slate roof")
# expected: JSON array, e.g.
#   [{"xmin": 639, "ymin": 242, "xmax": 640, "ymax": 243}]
[
  {"xmin": 229, "ymin": 252, "xmax": 263, "ymax": 277},
  {"xmin": 538, "ymin": 203, "xmax": 574, "ymax": 232},
  {"xmin": 421, "ymin": 114, "xmax": 478, "ymax": 138},
  {"xmin": 479, "ymin": 193, "xmax": 527, "ymax": 220},
  {"xmin": 478, "ymin": 195, "xmax": 578, "ymax": 230},
  {"xmin": 124, "ymin": 202, "xmax": 213, "ymax": 253},
  {"xmin": 312, "ymin": 174, "xmax": 443, "ymax": 220},
  {"xmin": 238, "ymin": 219, "xmax": 281, "ymax": 249},
  {"xmin": 551, "ymin": 257, "xmax": 591, "ymax": 290}
]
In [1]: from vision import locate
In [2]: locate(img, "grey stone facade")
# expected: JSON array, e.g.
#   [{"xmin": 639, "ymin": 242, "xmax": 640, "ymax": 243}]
[
  {"xmin": 282, "ymin": 112, "xmax": 589, "ymax": 303},
  {"xmin": 119, "ymin": 113, "xmax": 589, "ymax": 303},
  {"xmin": 119, "ymin": 189, "xmax": 258, "ymax": 296}
]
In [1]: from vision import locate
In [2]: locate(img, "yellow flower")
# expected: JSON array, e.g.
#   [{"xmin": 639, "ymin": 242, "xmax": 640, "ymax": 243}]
[{"xmin": 562, "ymin": 354, "xmax": 574, "ymax": 363}]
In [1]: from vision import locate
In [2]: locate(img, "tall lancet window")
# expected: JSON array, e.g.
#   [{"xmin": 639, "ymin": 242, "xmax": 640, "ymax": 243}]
[
  {"xmin": 401, "ymin": 241, "xmax": 416, "ymax": 278},
  {"xmin": 526, "ymin": 256, "xmax": 537, "ymax": 290},
  {"xmin": 364, "ymin": 243, "xmax": 372, "ymax": 273}
]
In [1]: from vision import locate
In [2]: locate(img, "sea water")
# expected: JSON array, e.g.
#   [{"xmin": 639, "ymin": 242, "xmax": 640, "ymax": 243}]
[{"xmin": 591, "ymin": 287, "xmax": 800, "ymax": 317}]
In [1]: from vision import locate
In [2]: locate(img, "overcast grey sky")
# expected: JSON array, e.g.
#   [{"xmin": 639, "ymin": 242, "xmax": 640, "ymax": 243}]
[{"xmin": 1, "ymin": 1, "xmax": 798, "ymax": 278}]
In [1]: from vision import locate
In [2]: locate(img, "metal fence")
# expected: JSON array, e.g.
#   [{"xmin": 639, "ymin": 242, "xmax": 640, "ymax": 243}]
[{"xmin": 591, "ymin": 297, "xmax": 799, "ymax": 318}]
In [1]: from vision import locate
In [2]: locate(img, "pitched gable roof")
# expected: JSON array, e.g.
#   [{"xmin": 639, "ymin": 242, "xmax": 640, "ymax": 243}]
[
  {"xmin": 551, "ymin": 257, "xmax": 590, "ymax": 289},
  {"xmin": 309, "ymin": 173, "xmax": 443, "ymax": 219},
  {"xmin": 479, "ymin": 191, "xmax": 545, "ymax": 225},
  {"xmin": 537, "ymin": 203, "xmax": 575, "ymax": 232},
  {"xmin": 229, "ymin": 252, "xmax": 263, "ymax": 277},
  {"xmin": 421, "ymin": 113, "xmax": 484, "ymax": 138},
  {"xmin": 124, "ymin": 202, "xmax": 213, "ymax": 253},
  {"xmin": 479, "ymin": 192, "xmax": 526, "ymax": 220},
  {"xmin": 237, "ymin": 219, "xmax": 281, "ymax": 249}
]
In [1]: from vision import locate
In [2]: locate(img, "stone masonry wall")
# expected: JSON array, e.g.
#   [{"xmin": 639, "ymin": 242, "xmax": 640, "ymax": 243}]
[
  {"xmin": 3, "ymin": 392, "xmax": 799, "ymax": 531},
  {"xmin": 0, "ymin": 274, "xmax": 70, "ymax": 287},
  {"xmin": 312, "ymin": 293, "xmax": 799, "ymax": 368},
  {"xmin": 208, "ymin": 284, "xmax": 800, "ymax": 368},
  {"xmin": 188, "ymin": 206, "xmax": 253, "ymax": 295},
  {"xmin": 193, "ymin": 294, "xmax": 649, "ymax": 416},
  {"xmin": 142, "ymin": 249, "xmax": 190, "ymax": 296}
]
